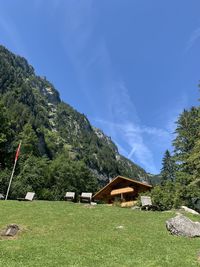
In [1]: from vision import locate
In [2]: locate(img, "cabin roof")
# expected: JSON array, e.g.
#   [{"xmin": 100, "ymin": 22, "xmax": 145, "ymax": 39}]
[{"xmin": 93, "ymin": 175, "xmax": 152, "ymax": 200}]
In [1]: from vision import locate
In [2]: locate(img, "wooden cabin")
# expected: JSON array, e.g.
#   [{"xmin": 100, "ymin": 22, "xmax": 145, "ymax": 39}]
[{"xmin": 93, "ymin": 176, "xmax": 152, "ymax": 207}]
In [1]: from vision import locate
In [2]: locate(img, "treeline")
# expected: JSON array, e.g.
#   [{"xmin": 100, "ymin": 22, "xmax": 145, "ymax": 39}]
[
  {"xmin": 0, "ymin": 99, "xmax": 98, "ymax": 199},
  {"xmin": 150, "ymin": 103, "xmax": 200, "ymax": 210},
  {"xmin": 0, "ymin": 153, "xmax": 98, "ymax": 200}
]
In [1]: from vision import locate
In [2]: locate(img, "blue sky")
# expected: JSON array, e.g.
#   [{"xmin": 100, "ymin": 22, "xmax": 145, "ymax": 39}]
[{"xmin": 0, "ymin": 0, "xmax": 199, "ymax": 174}]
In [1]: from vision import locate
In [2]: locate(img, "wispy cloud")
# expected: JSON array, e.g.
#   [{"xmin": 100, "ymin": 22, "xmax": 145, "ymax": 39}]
[
  {"xmin": 95, "ymin": 117, "xmax": 171, "ymax": 174},
  {"xmin": 59, "ymin": 1, "xmax": 173, "ymax": 174},
  {"xmin": 186, "ymin": 27, "xmax": 200, "ymax": 51},
  {"xmin": 120, "ymin": 122, "xmax": 163, "ymax": 174},
  {"xmin": 59, "ymin": 0, "xmax": 98, "ymax": 110}
]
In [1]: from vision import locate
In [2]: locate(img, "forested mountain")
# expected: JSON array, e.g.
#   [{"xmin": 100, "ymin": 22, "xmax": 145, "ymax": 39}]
[{"xmin": 0, "ymin": 45, "xmax": 149, "ymax": 199}]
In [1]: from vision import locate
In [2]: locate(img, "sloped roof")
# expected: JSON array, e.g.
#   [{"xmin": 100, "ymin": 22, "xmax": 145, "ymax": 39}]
[{"xmin": 93, "ymin": 176, "xmax": 152, "ymax": 200}]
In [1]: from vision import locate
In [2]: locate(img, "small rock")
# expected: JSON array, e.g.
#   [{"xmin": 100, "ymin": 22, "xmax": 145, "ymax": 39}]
[
  {"xmin": 131, "ymin": 206, "xmax": 140, "ymax": 210},
  {"xmin": 84, "ymin": 204, "xmax": 95, "ymax": 208},
  {"xmin": 1, "ymin": 224, "xmax": 20, "ymax": 237},
  {"xmin": 116, "ymin": 225, "xmax": 124, "ymax": 229}
]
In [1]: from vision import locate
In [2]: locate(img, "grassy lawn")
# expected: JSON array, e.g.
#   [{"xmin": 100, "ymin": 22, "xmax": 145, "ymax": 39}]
[{"xmin": 0, "ymin": 201, "xmax": 199, "ymax": 267}]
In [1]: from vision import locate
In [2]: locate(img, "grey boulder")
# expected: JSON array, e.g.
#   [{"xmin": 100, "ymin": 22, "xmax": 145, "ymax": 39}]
[
  {"xmin": 1, "ymin": 224, "xmax": 20, "ymax": 237},
  {"xmin": 166, "ymin": 215, "xmax": 200, "ymax": 237}
]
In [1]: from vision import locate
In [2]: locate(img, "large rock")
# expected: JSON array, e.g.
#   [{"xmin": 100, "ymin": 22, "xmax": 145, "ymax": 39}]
[
  {"xmin": 166, "ymin": 215, "xmax": 200, "ymax": 237},
  {"xmin": 181, "ymin": 206, "xmax": 199, "ymax": 215}
]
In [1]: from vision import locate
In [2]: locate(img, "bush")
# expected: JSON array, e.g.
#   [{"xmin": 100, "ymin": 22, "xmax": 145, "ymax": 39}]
[{"xmin": 150, "ymin": 181, "xmax": 176, "ymax": 210}]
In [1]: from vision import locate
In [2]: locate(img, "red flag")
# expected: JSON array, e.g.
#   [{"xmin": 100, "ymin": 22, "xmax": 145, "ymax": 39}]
[{"xmin": 15, "ymin": 142, "xmax": 21, "ymax": 162}]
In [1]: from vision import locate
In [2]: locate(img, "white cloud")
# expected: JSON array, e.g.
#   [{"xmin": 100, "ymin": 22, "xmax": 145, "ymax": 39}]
[
  {"xmin": 186, "ymin": 27, "xmax": 200, "ymax": 51},
  {"xmin": 95, "ymin": 117, "xmax": 171, "ymax": 174},
  {"xmin": 58, "ymin": 1, "xmax": 173, "ymax": 174},
  {"xmin": 122, "ymin": 123, "xmax": 158, "ymax": 174}
]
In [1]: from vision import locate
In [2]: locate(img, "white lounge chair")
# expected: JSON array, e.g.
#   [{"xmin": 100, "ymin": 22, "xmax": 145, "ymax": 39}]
[
  {"xmin": 64, "ymin": 192, "xmax": 75, "ymax": 201},
  {"xmin": 140, "ymin": 196, "xmax": 157, "ymax": 210},
  {"xmin": 17, "ymin": 192, "xmax": 35, "ymax": 201},
  {"xmin": 80, "ymin": 192, "xmax": 92, "ymax": 203},
  {"xmin": 141, "ymin": 196, "xmax": 152, "ymax": 207}
]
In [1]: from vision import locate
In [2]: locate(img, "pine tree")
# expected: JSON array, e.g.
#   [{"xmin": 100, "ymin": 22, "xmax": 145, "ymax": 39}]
[
  {"xmin": 161, "ymin": 150, "xmax": 176, "ymax": 183},
  {"xmin": 173, "ymin": 107, "xmax": 199, "ymax": 175},
  {"xmin": 172, "ymin": 106, "xmax": 200, "ymax": 207},
  {"xmin": 187, "ymin": 129, "xmax": 200, "ymax": 182}
]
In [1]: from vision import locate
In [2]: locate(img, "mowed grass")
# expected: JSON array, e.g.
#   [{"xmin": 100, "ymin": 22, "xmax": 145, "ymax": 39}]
[{"xmin": 0, "ymin": 201, "xmax": 200, "ymax": 267}]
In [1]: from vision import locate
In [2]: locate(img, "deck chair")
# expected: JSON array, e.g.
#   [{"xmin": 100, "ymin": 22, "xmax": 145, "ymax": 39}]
[
  {"xmin": 64, "ymin": 192, "xmax": 75, "ymax": 201},
  {"xmin": 17, "ymin": 192, "xmax": 35, "ymax": 201},
  {"xmin": 141, "ymin": 196, "xmax": 156, "ymax": 210},
  {"xmin": 80, "ymin": 192, "xmax": 92, "ymax": 203},
  {"xmin": 0, "ymin": 193, "xmax": 4, "ymax": 200}
]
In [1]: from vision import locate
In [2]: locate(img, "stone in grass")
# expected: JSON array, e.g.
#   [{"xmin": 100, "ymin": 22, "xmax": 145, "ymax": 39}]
[
  {"xmin": 166, "ymin": 215, "xmax": 200, "ymax": 237},
  {"xmin": 116, "ymin": 225, "xmax": 124, "ymax": 229},
  {"xmin": 131, "ymin": 206, "xmax": 140, "ymax": 210},
  {"xmin": 1, "ymin": 224, "xmax": 20, "ymax": 237},
  {"xmin": 84, "ymin": 204, "xmax": 95, "ymax": 208}
]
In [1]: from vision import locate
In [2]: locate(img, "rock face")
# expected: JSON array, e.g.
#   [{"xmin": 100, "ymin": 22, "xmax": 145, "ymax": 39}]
[{"xmin": 166, "ymin": 215, "xmax": 200, "ymax": 237}]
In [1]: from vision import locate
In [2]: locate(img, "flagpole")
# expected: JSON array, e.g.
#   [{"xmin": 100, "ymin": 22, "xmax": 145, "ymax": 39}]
[
  {"xmin": 5, "ymin": 159, "xmax": 17, "ymax": 200},
  {"xmin": 5, "ymin": 141, "xmax": 21, "ymax": 200}
]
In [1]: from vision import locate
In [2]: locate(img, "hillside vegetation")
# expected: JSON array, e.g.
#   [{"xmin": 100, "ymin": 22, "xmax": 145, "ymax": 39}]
[
  {"xmin": 0, "ymin": 45, "xmax": 149, "ymax": 200},
  {"xmin": 150, "ymin": 105, "xmax": 200, "ymax": 211}
]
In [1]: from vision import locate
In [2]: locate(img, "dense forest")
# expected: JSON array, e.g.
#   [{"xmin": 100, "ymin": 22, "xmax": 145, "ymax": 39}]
[
  {"xmin": 0, "ymin": 45, "xmax": 149, "ymax": 200},
  {"xmin": 150, "ymin": 103, "xmax": 200, "ymax": 210}
]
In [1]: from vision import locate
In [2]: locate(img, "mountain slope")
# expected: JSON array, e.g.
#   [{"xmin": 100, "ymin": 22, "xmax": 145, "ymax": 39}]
[{"xmin": 0, "ymin": 45, "xmax": 149, "ymax": 198}]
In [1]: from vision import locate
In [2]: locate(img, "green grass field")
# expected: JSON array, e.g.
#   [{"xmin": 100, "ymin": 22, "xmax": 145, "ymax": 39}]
[{"xmin": 0, "ymin": 201, "xmax": 199, "ymax": 267}]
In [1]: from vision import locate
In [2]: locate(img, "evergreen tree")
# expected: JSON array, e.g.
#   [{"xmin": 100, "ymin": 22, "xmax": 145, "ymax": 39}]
[
  {"xmin": 173, "ymin": 107, "xmax": 199, "ymax": 176},
  {"xmin": 160, "ymin": 150, "xmax": 176, "ymax": 183},
  {"xmin": 187, "ymin": 137, "xmax": 200, "ymax": 181}
]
